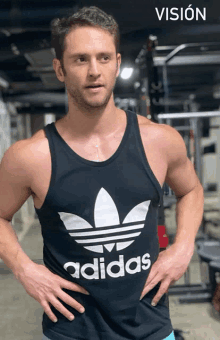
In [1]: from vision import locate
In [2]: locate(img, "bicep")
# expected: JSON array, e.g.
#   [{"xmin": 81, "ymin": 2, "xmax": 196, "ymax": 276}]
[
  {"xmin": 0, "ymin": 143, "xmax": 32, "ymax": 221},
  {"xmin": 164, "ymin": 126, "xmax": 200, "ymax": 198},
  {"xmin": 165, "ymin": 157, "xmax": 199, "ymax": 198}
]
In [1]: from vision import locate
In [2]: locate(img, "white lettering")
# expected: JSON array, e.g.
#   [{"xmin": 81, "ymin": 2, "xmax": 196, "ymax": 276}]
[
  {"xmin": 196, "ymin": 8, "xmax": 206, "ymax": 20},
  {"xmin": 64, "ymin": 261, "xmax": 80, "ymax": 279},
  {"xmin": 185, "ymin": 5, "xmax": 194, "ymax": 21},
  {"xmin": 155, "ymin": 7, "xmax": 165, "ymax": 21},
  {"xmin": 170, "ymin": 8, "xmax": 179, "ymax": 21},
  {"xmin": 64, "ymin": 253, "xmax": 151, "ymax": 280},
  {"xmin": 100, "ymin": 257, "xmax": 106, "ymax": 279},
  {"xmin": 166, "ymin": 7, "xmax": 169, "ymax": 21},
  {"xmin": 125, "ymin": 256, "xmax": 141, "ymax": 274},
  {"xmin": 106, "ymin": 255, "xmax": 125, "ymax": 278},
  {"xmin": 155, "ymin": 6, "xmax": 206, "ymax": 21},
  {"xmin": 141, "ymin": 253, "xmax": 151, "ymax": 270},
  {"xmin": 180, "ymin": 8, "xmax": 184, "ymax": 20},
  {"xmin": 81, "ymin": 258, "xmax": 99, "ymax": 280}
]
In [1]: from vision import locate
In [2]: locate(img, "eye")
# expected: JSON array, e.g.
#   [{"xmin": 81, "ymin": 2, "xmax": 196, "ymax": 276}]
[
  {"xmin": 101, "ymin": 56, "xmax": 110, "ymax": 62},
  {"xmin": 77, "ymin": 57, "xmax": 86, "ymax": 63}
]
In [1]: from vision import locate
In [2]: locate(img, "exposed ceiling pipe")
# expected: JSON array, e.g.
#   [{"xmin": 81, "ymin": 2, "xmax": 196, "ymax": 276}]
[
  {"xmin": 0, "ymin": 6, "xmax": 74, "ymax": 28},
  {"xmin": 5, "ymin": 92, "xmax": 66, "ymax": 105}
]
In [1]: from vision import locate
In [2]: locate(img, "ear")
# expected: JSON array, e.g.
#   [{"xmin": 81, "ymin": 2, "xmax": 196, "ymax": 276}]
[
  {"xmin": 53, "ymin": 58, "xmax": 65, "ymax": 82},
  {"xmin": 116, "ymin": 53, "xmax": 121, "ymax": 78}
]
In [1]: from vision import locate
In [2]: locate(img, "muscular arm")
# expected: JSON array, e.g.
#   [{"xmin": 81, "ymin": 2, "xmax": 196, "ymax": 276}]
[
  {"xmin": 0, "ymin": 140, "xmax": 34, "ymax": 276},
  {"xmin": 164, "ymin": 124, "xmax": 204, "ymax": 255},
  {"xmin": 0, "ymin": 140, "xmax": 88, "ymax": 322},
  {"xmin": 140, "ymin": 123, "xmax": 204, "ymax": 303}
]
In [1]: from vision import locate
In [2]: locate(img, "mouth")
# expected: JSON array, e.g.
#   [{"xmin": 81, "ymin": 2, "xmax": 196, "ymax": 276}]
[
  {"xmin": 86, "ymin": 84, "xmax": 104, "ymax": 89},
  {"xmin": 85, "ymin": 84, "xmax": 104, "ymax": 92}
]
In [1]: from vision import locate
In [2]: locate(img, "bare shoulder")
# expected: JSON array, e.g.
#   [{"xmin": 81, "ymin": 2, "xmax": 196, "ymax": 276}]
[
  {"xmin": 137, "ymin": 114, "xmax": 187, "ymax": 164},
  {"xmin": 0, "ymin": 129, "xmax": 50, "ymax": 219},
  {"xmin": 1, "ymin": 129, "xmax": 49, "ymax": 178}
]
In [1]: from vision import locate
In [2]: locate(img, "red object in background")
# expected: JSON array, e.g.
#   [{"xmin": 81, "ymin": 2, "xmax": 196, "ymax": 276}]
[{"xmin": 158, "ymin": 225, "xmax": 169, "ymax": 248}]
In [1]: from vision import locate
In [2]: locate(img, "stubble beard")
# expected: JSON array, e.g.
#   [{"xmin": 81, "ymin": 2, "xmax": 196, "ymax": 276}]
[{"xmin": 67, "ymin": 78, "xmax": 117, "ymax": 112}]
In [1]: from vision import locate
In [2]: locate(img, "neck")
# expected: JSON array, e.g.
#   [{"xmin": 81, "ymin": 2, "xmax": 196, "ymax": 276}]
[{"xmin": 60, "ymin": 95, "xmax": 123, "ymax": 139}]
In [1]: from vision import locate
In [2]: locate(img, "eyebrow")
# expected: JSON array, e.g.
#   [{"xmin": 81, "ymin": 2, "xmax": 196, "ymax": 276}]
[{"xmin": 68, "ymin": 52, "xmax": 114, "ymax": 59}]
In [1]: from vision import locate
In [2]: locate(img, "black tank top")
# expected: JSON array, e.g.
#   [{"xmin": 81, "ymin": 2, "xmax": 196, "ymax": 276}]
[{"xmin": 35, "ymin": 110, "xmax": 173, "ymax": 340}]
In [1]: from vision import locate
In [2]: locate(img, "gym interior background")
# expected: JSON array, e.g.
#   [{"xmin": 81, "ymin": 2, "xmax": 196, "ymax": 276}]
[{"xmin": 0, "ymin": 0, "xmax": 220, "ymax": 339}]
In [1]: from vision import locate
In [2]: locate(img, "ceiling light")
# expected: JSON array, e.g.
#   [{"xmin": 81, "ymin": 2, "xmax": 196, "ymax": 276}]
[{"xmin": 121, "ymin": 68, "xmax": 134, "ymax": 80}]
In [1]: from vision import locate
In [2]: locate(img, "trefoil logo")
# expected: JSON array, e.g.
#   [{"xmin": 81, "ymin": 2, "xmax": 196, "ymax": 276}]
[
  {"xmin": 59, "ymin": 188, "xmax": 152, "ymax": 280},
  {"xmin": 58, "ymin": 188, "xmax": 151, "ymax": 254}
]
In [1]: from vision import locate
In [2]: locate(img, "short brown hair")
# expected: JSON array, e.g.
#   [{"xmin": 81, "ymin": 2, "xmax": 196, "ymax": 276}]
[{"xmin": 51, "ymin": 6, "xmax": 120, "ymax": 64}]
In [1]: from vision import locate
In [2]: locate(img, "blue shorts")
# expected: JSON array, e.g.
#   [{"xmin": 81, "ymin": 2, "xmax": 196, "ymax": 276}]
[
  {"xmin": 42, "ymin": 330, "xmax": 175, "ymax": 340},
  {"xmin": 164, "ymin": 331, "xmax": 175, "ymax": 340}
]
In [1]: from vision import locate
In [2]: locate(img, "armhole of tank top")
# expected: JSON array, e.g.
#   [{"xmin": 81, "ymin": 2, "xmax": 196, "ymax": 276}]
[
  {"xmin": 43, "ymin": 124, "xmax": 57, "ymax": 198},
  {"xmin": 132, "ymin": 114, "xmax": 163, "ymax": 206}
]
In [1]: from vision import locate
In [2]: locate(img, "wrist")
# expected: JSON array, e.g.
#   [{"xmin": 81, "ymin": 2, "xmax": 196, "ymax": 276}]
[
  {"xmin": 10, "ymin": 250, "xmax": 35, "ymax": 280},
  {"xmin": 171, "ymin": 240, "xmax": 195, "ymax": 257}
]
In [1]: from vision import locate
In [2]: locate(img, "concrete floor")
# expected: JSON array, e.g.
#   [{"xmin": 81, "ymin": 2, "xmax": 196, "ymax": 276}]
[{"xmin": 1, "ymin": 196, "xmax": 220, "ymax": 340}]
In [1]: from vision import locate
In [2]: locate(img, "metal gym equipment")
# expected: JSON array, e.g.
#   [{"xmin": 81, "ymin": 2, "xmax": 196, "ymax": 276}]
[
  {"xmin": 136, "ymin": 39, "xmax": 220, "ymax": 303},
  {"xmin": 135, "ymin": 41, "xmax": 220, "ymax": 120},
  {"xmin": 158, "ymin": 111, "xmax": 220, "ymax": 303},
  {"xmin": 160, "ymin": 42, "xmax": 220, "ymax": 115},
  {"xmin": 196, "ymin": 240, "xmax": 220, "ymax": 297},
  {"xmin": 135, "ymin": 35, "xmax": 164, "ymax": 121}
]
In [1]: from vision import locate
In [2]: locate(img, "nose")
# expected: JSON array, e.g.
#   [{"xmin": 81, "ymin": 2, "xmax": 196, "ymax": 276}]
[{"xmin": 88, "ymin": 59, "xmax": 101, "ymax": 78}]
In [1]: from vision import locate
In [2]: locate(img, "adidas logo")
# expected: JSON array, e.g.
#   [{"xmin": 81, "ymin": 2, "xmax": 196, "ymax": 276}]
[
  {"xmin": 63, "ymin": 253, "xmax": 151, "ymax": 280},
  {"xmin": 58, "ymin": 188, "xmax": 151, "ymax": 254}
]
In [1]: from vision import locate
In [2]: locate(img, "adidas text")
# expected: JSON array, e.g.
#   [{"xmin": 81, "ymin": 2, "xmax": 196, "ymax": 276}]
[{"xmin": 63, "ymin": 253, "xmax": 151, "ymax": 280}]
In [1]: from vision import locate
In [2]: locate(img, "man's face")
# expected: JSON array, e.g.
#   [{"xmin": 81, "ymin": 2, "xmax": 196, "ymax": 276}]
[{"xmin": 54, "ymin": 26, "xmax": 121, "ymax": 110}]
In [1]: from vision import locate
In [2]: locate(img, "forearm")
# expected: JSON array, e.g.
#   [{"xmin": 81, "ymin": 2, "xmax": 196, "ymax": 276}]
[
  {"xmin": 172, "ymin": 183, "xmax": 204, "ymax": 255},
  {"xmin": 0, "ymin": 217, "xmax": 34, "ymax": 278}
]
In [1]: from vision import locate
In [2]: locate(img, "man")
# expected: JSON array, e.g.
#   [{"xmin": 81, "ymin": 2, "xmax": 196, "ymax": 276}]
[{"xmin": 0, "ymin": 6, "xmax": 204, "ymax": 340}]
